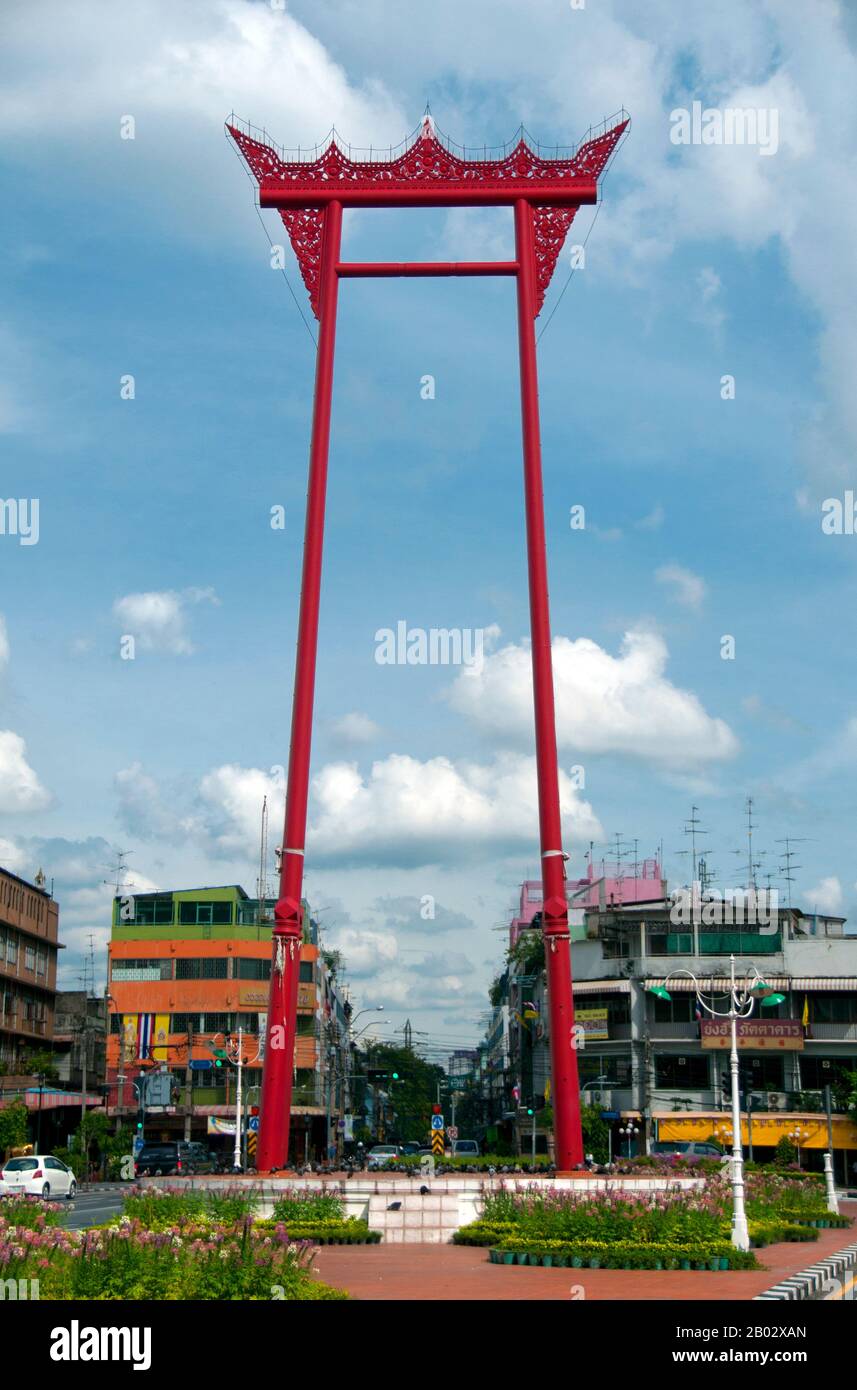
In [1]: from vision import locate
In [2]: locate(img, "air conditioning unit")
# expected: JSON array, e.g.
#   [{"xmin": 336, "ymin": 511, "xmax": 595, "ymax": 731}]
[{"xmin": 764, "ymin": 1091, "xmax": 788, "ymax": 1112}]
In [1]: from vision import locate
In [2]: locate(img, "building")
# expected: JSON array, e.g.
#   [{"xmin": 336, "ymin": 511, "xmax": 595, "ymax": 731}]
[
  {"xmin": 106, "ymin": 884, "xmax": 351, "ymax": 1162},
  {"xmin": 0, "ymin": 865, "xmax": 60, "ymax": 1073},
  {"xmin": 482, "ymin": 871, "xmax": 857, "ymax": 1173},
  {"xmin": 53, "ymin": 991, "xmax": 108, "ymax": 1096}
]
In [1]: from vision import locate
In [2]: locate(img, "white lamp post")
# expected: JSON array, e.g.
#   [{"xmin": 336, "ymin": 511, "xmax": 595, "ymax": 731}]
[
  {"xmin": 647, "ymin": 954, "xmax": 785, "ymax": 1253},
  {"xmin": 618, "ymin": 1122, "xmax": 640, "ymax": 1158},
  {"xmin": 788, "ymin": 1127, "xmax": 810, "ymax": 1169}
]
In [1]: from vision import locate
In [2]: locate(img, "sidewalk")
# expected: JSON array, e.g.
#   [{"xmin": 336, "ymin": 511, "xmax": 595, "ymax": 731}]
[{"xmin": 312, "ymin": 1204, "xmax": 856, "ymax": 1301}]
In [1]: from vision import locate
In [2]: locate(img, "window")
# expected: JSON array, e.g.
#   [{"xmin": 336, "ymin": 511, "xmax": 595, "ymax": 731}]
[
  {"xmin": 178, "ymin": 900, "xmax": 232, "ymax": 926},
  {"xmin": 579, "ymin": 1054, "xmax": 632, "ymax": 1086},
  {"xmin": 646, "ymin": 925, "xmax": 693, "ymax": 956},
  {"xmin": 809, "ymin": 994, "xmax": 857, "ymax": 1024},
  {"xmin": 6, "ymin": 934, "xmax": 17, "ymax": 966},
  {"xmin": 654, "ymin": 1054, "xmax": 711, "ymax": 1089},
  {"xmin": 172, "ymin": 1014, "xmax": 202, "ymax": 1035},
  {"xmin": 651, "ymin": 994, "xmax": 697, "ymax": 1023},
  {"xmin": 578, "ymin": 993, "xmax": 631, "ymax": 1025},
  {"xmin": 193, "ymin": 1068, "xmax": 226, "ymax": 1090},
  {"xmin": 299, "ymin": 961, "xmax": 314, "ymax": 983},
  {"xmin": 175, "ymin": 958, "xmax": 228, "ymax": 981},
  {"xmin": 111, "ymin": 958, "xmax": 172, "ymax": 982},
  {"xmin": 35, "ymin": 950, "xmax": 46, "ymax": 976},
  {"xmin": 236, "ymin": 958, "xmax": 270, "ymax": 981},
  {"xmin": 296, "ymin": 1015, "xmax": 315, "ymax": 1036},
  {"xmin": 122, "ymin": 895, "xmax": 173, "ymax": 926},
  {"xmin": 24, "ymin": 945, "xmax": 35, "ymax": 972},
  {"xmin": 740, "ymin": 1055, "xmax": 785, "ymax": 1089},
  {"xmin": 799, "ymin": 1055, "xmax": 857, "ymax": 1089},
  {"xmin": 201, "ymin": 1013, "xmax": 230, "ymax": 1033}
]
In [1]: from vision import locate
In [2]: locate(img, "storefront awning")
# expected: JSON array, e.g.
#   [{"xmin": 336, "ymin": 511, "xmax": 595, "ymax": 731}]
[{"xmin": 573, "ymin": 979, "xmax": 631, "ymax": 995}]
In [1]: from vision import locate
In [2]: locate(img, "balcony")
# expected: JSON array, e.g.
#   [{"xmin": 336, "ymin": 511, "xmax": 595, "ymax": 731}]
[
  {"xmin": 647, "ymin": 1022, "xmax": 700, "ymax": 1040},
  {"xmin": 807, "ymin": 1023, "xmax": 857, "ymax": 1042}
]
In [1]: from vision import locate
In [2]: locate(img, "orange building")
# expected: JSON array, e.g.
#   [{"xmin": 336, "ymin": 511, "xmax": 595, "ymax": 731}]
[{"xmin": 107, "ymin": 885, "xmax": 347, "ymax": 1157}]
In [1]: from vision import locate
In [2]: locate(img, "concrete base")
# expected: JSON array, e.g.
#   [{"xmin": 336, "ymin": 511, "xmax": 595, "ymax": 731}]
[{"xmin": 141, "ymin": 1173, "xmax": 705, "ymax": 1243}]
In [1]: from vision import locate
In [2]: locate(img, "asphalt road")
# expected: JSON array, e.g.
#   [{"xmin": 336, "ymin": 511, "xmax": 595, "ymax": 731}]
[{"xmin": 61, "ymin": 1185, "xmax": 128, "ymax": 1231}]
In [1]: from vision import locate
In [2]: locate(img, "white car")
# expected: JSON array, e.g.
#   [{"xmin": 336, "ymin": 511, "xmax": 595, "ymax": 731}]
[
  {"xmin": 0, "ymin": 1154, "xmax": 77, "ymax": 1200},
  {"xmin": 366, "ymin": 1145, "xmax": 403, "ymax": 1169}
]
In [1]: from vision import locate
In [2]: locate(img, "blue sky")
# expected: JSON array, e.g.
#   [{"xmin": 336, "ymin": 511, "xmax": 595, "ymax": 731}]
[{"xmin": 1, "ymin": 0, "xmax": 856, "ymax": 1055}]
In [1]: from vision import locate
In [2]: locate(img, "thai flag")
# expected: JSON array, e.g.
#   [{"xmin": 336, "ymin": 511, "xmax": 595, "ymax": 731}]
[{"xmin": 137, "ymin": 1013, "xmax": 154, "ymax": 1059}]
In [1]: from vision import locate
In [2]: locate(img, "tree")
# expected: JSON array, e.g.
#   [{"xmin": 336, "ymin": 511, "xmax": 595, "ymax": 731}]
[
  {"xmin": 0, "ymin": 1102, "xmax": 29, "ymax": 1157},
  {"xmin": 508, "ymin": 930, "xmax": 544, "ymax": 975},
  {"xmin": 363, "ymin": 1042, "xmax": 445, "ymax": 1144},
  {"xmin": 580, "ymin": 1104, "xmax": 610, "ymax": 1164}
]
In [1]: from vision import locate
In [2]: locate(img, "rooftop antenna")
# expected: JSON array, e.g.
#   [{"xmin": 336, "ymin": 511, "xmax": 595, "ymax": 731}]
[
  {"xmin": 103, "ymin": 849, "xmax": 135, "ymax": 898},
  {"xmin": 257, "ymin": 795, "xmax": 269, "ymax": 923},
  {"xmin": 775, "ymin": 837, "xmax": 811, "ymax": 911},
  {"xmin": 681, "ymin": 805, "xmax": 708, "ymax": 887}
]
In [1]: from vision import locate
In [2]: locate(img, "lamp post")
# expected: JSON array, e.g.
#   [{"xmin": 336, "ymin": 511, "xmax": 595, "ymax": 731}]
[
  {"xmin": 646, "ymin": 954, "xmax": 785, "ymax": 1253},
  {"xmin": 618, "ymin": 1122, "xmax": 639, "ymax": 1158},
  {"xmin": 788, "ymin": 1127, "xmax": 809, "ymax": 1169}
]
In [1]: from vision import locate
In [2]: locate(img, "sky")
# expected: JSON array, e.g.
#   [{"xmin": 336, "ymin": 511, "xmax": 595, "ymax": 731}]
[{"xmin": 1, "ymin": 0, "xmax": 857, "ymax": 1064}]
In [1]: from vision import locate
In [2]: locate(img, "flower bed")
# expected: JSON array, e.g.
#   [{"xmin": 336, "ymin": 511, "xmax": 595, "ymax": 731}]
[
  {"xmin": 257, "ymin": 1217, "xmax": 380, "ymax": 1245},
  {"xmin": 488, "ymin": 1238, "xmax": 758, "ymax": 1270},
  {"xmin": 458, "ymin": 1172, "xmax": 851, "ymax": 1270},
  {"xmin": 0, "ymin": 1209, "xmax": 347, "ymax": 1300}
]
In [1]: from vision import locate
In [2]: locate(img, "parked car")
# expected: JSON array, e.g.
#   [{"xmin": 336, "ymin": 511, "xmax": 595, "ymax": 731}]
[
  {"xmin": 366, "ymin": 1144, "xmax": 403, "ymax": 1169},
  {"xmin": 401, "ymin": 1142, "xmax": 422, "ymax": 1155},
  {"xmin": 134, "ymin": 1140, "xmax": 217, "ymax": 1177},
  {"xmin": 0, "ymin": 1154, "xmax": 76, "ymax": 1200},
  {"xmin": 650, "ymin": 1140, "xmax": 723, "ymax": 1158},
  {"xmin": 451, "ymin": 1139, "xmax": 480, "ymax": 1158}
]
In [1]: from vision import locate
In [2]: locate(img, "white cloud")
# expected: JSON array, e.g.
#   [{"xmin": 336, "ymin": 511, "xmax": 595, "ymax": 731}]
[
  {"xmin": 329, "ymin": 927, "xmax": 399, "ymax": 976},
  {"xmin": 656, "ymin": 563, "xmax": 707, "ymax": 610},
  {"xmin": 0, "ymin": 731, "xmax": 52, "ymax": 813},
  {"xmin": 448, "ymin": 628, "xmax": 737, "ymax": 767},
  {"xmin": 306, "ymin": 752, "xmax": 602, "ymax": 868},
  {"xmin": 115, "ymin": 762, "xmax": 195, "ymax": 840},
  {"xmin": 328, "ymin": 711, "xmax": 382, "ymax": 746},
  {"xmin": 805, "ymin": 875, "xmax": 843, "ymax": 914},
  {"xmin": 112, "ymin": 587, "xmax": 219, "ymax": 655},
  {"xmin": 197, "ymin": 763, "xmax": 285, "ymax": 857}
]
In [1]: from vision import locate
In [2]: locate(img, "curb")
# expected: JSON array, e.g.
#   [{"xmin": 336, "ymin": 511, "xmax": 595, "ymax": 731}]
[{"xmin": 754, "ymin": 1240, "xmax": 857, "ymax": 1301}]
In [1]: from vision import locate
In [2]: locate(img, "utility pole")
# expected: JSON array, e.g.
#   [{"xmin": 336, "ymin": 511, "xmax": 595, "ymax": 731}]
[
  {"xmin": 232, "ymin": 1028, "xmax": 243, "ymax": 1171},
  {"xmin": 184, "ymin": 1032, "xmax": 194, "ymax": 1142}
]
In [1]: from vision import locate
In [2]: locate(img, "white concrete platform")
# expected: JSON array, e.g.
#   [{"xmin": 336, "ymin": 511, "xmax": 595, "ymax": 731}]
[{"xmin": 140, "ymin": 1173, "xmax": 705, "ymax": 1242}]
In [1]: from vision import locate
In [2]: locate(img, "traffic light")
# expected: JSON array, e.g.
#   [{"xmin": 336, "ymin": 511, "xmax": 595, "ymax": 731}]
[
  {"xmin": 212, "ymin": 1047, "xmax": 228, "ymax": 1069},
  {"xmin": 136, "ymin": 1119, "xmax": 143, "ymax": 1131}
]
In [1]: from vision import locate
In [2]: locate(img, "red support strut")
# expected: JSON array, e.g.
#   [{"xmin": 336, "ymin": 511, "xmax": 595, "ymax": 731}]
[
  {"xmin": 514, "ymin": 199, "xmax": 583, "ymax": 1171},
  {"xmin": 257, "ymin": 200, "xmax": 343, "ymax": 1173}
]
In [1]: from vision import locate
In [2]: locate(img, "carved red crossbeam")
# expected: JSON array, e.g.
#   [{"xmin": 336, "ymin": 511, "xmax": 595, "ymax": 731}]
[{"xmin": 228, "ymin": 115, "xmax": 627, "ymax": 316}]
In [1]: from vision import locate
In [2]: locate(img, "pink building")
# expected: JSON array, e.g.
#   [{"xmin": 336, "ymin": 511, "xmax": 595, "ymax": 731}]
[{"xmin": 509, "ymin": 857, "xmax": 665, "ymax": 950}]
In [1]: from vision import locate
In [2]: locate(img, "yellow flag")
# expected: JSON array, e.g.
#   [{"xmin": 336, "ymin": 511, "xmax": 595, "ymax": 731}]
[
  {"xmin": 544, "ymin": 1079, "xmax": 551, "ymax": 1103},
  {"xmin": 802, "ymin": 995, "xmax": 809, "ymax": 1028},
  {"xmin": 152, "ymin": 1014, "xmax": 170, "ymax": 1061}
]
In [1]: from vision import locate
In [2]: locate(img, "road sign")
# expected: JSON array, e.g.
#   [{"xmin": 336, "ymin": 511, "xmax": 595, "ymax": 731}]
[
  {"xmin": 431, "ymin": 1114, "xmax": 444, "ymax": 1130},
  {"xmin": 447, "ymin": 1125, "xmax": 458, "ymax": 1140},
  {"xmin": 247, "ymin": 1132, "xmax": 257, "ymax": 1159},
  {"xmin": 189, "ymin": 1059, "xmax": 212, "ymax": 1071},
  {"xmin": 431, "ymin": 1130, "xmax": 444, "ymax": 1156},
  {"xmin": 248, "ymin": 1115, "xmax": 260, "ymax": 1132}
]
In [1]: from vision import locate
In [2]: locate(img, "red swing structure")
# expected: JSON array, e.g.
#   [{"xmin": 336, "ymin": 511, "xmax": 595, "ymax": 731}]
[{"xmin": 227, "ymin": 111, "xmax": 628, "ymax": 1173}]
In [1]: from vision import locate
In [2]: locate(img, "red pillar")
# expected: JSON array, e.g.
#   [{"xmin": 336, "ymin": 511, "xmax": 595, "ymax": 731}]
[
  {"xmin": 257, "ymin": 199, "xmax": 343, "ymax": 1173},
  {"xmin": 513, "ymin": 198, "xmax": 583, "ymax": 1172}
]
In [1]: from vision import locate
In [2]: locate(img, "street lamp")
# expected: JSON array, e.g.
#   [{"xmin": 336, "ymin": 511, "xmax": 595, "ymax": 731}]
[
  {"xmin": 645, "ymin": 954, "xmax": 782, "ymax": 1252},
  {"xmin": 618, "ymin": 1122, "xmax": 639, "ymax": 1158},
  {"xmin": 788, "ymin": 1127, "xmax": 810, "ymax": 1169}
]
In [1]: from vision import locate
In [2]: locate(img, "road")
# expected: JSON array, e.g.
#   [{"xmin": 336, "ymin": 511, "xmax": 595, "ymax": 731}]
[{"xmin": 61, "ymin": 1184, "xmax": 127, "ymax": 1231}]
